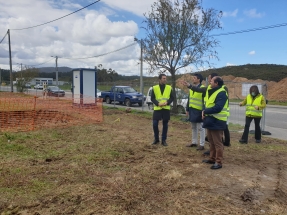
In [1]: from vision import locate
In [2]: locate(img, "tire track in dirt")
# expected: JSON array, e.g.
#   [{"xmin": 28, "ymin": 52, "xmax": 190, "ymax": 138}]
[
  {"xmin": 239, "ymin": 153, "xmax": 287, "ymax": 214},
  {"xmin": 274, "ymin": 161, "xmax": 287, "ymax": 205}
]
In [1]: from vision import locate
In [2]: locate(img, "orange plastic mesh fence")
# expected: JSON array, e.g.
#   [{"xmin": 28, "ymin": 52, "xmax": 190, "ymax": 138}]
[{"xmin": 0, "ymin": 92, "xmax": 103, "ymax": 132}]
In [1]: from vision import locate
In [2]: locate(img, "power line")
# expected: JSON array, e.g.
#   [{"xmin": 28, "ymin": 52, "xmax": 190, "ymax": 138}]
[
  {"xmin": 10, "ymin": 0, "xmax": 101, "ymax": 31},
  {"xmin": 14, "ymin": 58, "xmax": 54, "ymax": 68},
  {"xmin": 212, "ymin": 22, "xmax": 287, "ymax": 36},
  {"xmin": 60, "ymin": 42, "xmax": 137, "ymax": 60},
  {"xmin": 10, "ymin": 43, "xmax": 136, "ymax": 68},
  {"xmin": 0, "ymin": 32, "xmax": 8, "ymax": 44}
]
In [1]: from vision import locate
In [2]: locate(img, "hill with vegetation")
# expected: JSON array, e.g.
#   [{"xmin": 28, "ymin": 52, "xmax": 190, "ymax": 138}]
[
  {"xmin": 1, "ymin": 64, "xmax": 287, "ymax": 83},
  {"xmin": 196, "ymin": 64, "xmax": 287, "ymax": 82}
]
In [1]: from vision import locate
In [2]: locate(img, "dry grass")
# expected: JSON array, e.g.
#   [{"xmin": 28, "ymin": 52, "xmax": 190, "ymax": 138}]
[{"xmin": 0, "ymin": 108, "xmax": 287, "ymax": 215}]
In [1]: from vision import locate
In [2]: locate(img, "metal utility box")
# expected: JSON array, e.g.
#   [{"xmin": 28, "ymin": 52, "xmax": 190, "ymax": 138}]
[{"xmin": 71, "ymin": 68, "xmax": 97, "ymax": 104}]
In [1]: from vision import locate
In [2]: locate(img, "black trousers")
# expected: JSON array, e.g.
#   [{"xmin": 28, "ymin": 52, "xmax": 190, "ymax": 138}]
[
  {"xmin": 223, "ymin": 125, "xmax": 230, "ymax": 145},
  {"xmin": 153, "ymin": 120, "xmax": 168, "ymax": 141},
  {"xmin": 241, "ymin": 116, "xmax": 261, "ymax": 142}
]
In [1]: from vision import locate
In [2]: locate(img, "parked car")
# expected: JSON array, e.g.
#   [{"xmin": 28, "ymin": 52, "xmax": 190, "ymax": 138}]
[
  {"xmin": 97, "ymin": 89, "xmax": 101, "ymax": 97},
  {"xmin": 45, "ymin": 86, "xmax": 65, "ymax": 97},
  {"xmin": 25, "ymin": 83, "xmax": 31, "ymax": 88},
  {"xmin": 100, "ymin": 86, "xmax": 144, "ymax": 106},
  {"xmin": 23, "ymin": 83, "xmax": 31, "ymax": 89},
  {"xmin": 145, "ymin": 87, "xmax": 188, "ymax": 114},
  {"xmin": 34, "ymin": 84, "xmax": 43, "ymax": 90}
]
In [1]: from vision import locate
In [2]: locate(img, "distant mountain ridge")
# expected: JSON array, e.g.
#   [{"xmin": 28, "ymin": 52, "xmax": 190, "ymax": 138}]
[
  {"xmin": 36, "ymin": 64, "xmax": 287, "ymax": 82},
  {"xmin": 38, "ymin": 67, "xmax": 73, "ymax": 73},
  {"xmin": 197, "ymin": 64, "xmax": 287, "ymax": 82}
]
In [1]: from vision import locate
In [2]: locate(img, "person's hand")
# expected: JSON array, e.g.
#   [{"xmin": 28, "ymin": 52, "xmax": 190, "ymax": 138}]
[
  {"xmin": 181, "ymin": 81, "xmax": 190, "ymax": 87},
  {"xmin": 239, "ymin": 102, "xmax": 243, "ymax": 106},
  {"xmin": 186, "ymin": 111, "xmax": 189, "ymax": 116},
  {"xmin": 202, "ymin": 110, "xmax": 205, "ymax": 119},
  {"xmin": 254, "ymin": 106, "xmax": 259, "ymax": 110},
  {"xmin": 159, "ymin": 102, "xmax": 167, "ymax": 107}
]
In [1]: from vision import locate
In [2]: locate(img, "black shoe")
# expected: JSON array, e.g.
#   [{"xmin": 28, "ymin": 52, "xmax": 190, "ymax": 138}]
[
  {"xmin": 186, "ymin": 143, "xmax": 197, "ymax": 147},
  {"xmin": 205, "ymin": 136, "xmax": 209, "ymax": 142},
  {"xmin": 196, "ymin": 146, "xmax": 204, "ymax": 151},
  {"xmin": 203, "ymin": 150, "xmax": 210, "ymax": 156},
  {"xmin": 256, "ymin": 139, "xmax": 261, "ymax": 143},
  {"xmin": 162, "ymin": 140, "xmax": 168, "ymax": 146},
  {"xmin": 224, "ymin": 142, "xmax": 231, "ymax": 147},
  {"xmin": 210, "ymin": 163, "xmax": 222, "ymax": 170},
  {"xmin": 152, "ymin": 139, "xmax": 160, "ymax": 145},
  {"xmin": 202, "ymin": 159, "xmax": 215, "ymax": 164},
  {"xmin": 239, "ymin": 139, "xmax": 247, "ymax": 144}
]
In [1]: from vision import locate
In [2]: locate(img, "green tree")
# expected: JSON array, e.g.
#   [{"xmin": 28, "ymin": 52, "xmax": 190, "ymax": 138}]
[
  {"xmin": 15, "ymin": 67, "xmax": 39, "ymax": 92},
  {"xmin": 142, "ymin": 0, "xmax": 222, "ymax": 112}
]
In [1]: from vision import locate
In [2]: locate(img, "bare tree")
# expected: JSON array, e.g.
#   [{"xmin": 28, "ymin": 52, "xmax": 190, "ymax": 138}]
[{"xmin": 142, "ymin": 0, "xmax": 222, "ymax": 112}]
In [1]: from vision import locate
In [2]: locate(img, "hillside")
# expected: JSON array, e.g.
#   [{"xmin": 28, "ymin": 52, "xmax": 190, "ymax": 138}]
[
  {"xmin": 197, "ymin": 64, "xmax": 287, "ymax": 82},
  {"xmin": 38, "ymin": 67, "xmax": 72, "ymax": 73},
  {"xmin": 176, "ymin": 74, "xmax": 287, "ymax": 102},
  {"xmin": 1, "ymin": 63, "xmax": 287, "ymax": 84}
]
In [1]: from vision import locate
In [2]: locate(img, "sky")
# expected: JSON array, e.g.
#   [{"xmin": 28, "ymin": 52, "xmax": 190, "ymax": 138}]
[{"xmin": 0, "ymin": 0, "xmax": 287, "ymax": 77}]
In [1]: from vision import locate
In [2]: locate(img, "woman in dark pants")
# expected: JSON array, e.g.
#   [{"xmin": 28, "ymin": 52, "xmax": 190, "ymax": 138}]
[{"xmin": 239, "ymin": 85, "xmax": 266, "ymax": 143}]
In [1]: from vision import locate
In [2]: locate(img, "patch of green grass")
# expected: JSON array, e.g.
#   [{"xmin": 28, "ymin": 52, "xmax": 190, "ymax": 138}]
[
  {"xmin": 228, "ymin": 123, "xmax": 244, "ymax": 131},
  {"xmin": 50, "ymin": 130, "xmax": 63, "ymax": 139},
  {"xmin": 266, "ymin": 100, "xmax": 287, "ymax": 106},
  {"xmin": 0, "ymin": 142, "xmax": 37, "ymax": 158},
  {"xmin": 3, "ymin": 132, "xmax": 16, "ymax": 141},
  {"xmin": 30, "ymin": 179, "xmax": 53, "ymax": 192},
  {"xmin": 249, "ymin": 143, "xmax": 287, "ymax": 153},
  {"xmin": 59, "ymin": 84, "xmax": 72, "ymax": 91}
]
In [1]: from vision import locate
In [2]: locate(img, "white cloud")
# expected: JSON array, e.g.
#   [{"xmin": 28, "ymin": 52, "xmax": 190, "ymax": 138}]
[
  {"xmin": 244, "ymin": 9, "xmax": 265, "ymax": 18},
  {"xmin": 0, "ymin": 0, "xmax": 144, "ymax": 75},
  {"xmin": 223, "ymin": 9, "xmax": 238, "ymax": 17},
  {"xmin": 249, "ymin": 51, "xmax": 256, "ymax": 55}
]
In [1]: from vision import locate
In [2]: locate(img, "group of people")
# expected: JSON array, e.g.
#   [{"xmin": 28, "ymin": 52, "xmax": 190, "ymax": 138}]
[{"xmin": 150, "ymin": 73, "xmax": 266, "ymax": 170}]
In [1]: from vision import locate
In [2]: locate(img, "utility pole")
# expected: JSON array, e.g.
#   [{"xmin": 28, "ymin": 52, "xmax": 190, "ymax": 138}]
[
  {"xmin": 134, "ymin": 37, "xmax": 144, "ymax": 111},
  {"xmin": 140, "ymin": 40, "xmax": 143, "ymax": 95},
  {"xmin": 51, "ymin": 56, "xmax": 58, "ymax": 86},
  {"xmin": 140, "ymin": 40, "xmax": 144, "ymax": 111},
  {"xmin": 55, "ymin": 56, "xmax": 58, "ymax": 87},
  {"xmin": 8, "ymin": 29, "xmax": 13, "ymax": 92}
]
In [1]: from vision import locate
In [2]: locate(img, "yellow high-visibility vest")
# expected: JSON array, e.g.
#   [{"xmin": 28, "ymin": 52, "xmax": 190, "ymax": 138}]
[
  {"xmin": 222, "ymin": 85, "xmax": 230, "ymax": 116},
  {"xmin": 245, "ymin": 94, "xmax": 263, "ymax": 117},
  {"xmin": 205, "ymin": 88, "xmax": 228, "ymax": 121},
  {"xmin": 153, "ymin": 85, "xmax": 172, "ymax": 110},
  {"xmin": 189, "ymin": 85, "xmax": 205, "ymax": 110}
]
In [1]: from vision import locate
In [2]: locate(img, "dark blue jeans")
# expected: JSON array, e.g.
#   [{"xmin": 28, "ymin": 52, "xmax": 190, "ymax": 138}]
[
  {"xmin": 153, "ymin": 120, "xmax": 169, "ymax": 141},
  {"xmin": 241, "ymin": 116, "xmax": 261, "ymax": 142}
]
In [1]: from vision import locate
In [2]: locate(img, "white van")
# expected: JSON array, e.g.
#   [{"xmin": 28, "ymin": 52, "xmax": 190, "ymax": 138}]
[{"xmin": 145, "ymin": 87, "xmax": 188, "ymax": 114}]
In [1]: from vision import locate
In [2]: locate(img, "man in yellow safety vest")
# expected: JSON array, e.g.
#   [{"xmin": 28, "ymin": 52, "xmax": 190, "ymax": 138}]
[
  {"xmin": 185, "ymin": 73, "xmax": 206, "ymax": 151},
  {"xmin": 151, "ymin": 74, "xmax": 174, "ymax": 146},
  {"xmin": 202, "ymin": 76, "xmax": 228, "ymax": 170}
]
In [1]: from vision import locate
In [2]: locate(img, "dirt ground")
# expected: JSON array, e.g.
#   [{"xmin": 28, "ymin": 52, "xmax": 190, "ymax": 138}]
[{"xmin": 0, "ymin": 108, "xmax": 287, "ymax": 215}]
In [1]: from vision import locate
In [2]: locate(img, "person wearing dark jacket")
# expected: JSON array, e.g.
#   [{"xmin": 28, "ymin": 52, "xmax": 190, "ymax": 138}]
[
  {"xmin": 182, "ymin": 73, "xmax": 230, "ymax": 155},
  {"xmin": 202, "ymin": 76, "xmax": 228, "ymax": 169},
  {"xmin": 151, "ymin": 74, "xmax": 174, "ymax": 146},
  {"xmin": 185, "ymin": 73, "xmax": 206, "ymax": 150}
]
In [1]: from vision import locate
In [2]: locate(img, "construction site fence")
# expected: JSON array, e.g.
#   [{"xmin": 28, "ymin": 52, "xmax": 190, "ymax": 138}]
[{"xmin": 0, "ymin": 92, "xmax": 103, "ymax": 133}]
